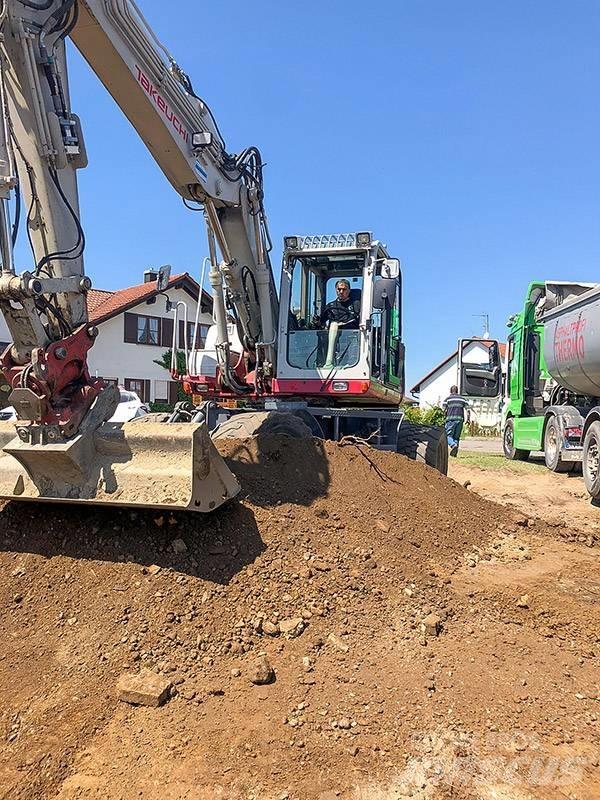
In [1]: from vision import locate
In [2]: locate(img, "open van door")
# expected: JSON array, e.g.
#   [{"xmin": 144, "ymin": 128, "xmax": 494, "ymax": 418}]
[{"xmin": 458, "ymin": 339, "xmax": 503, "ymax": 398}]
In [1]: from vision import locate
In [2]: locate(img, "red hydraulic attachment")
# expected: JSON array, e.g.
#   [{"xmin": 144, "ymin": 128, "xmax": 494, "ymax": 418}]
[{"xmin": 0, "ymin": 324, "xmax": 105, "ymax": 439}]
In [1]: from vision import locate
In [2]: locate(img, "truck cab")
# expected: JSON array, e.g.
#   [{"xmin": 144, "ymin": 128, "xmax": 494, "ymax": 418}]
[{"xmin": 502, "ymin": 281, "xmax": 596, "ymax": 470}]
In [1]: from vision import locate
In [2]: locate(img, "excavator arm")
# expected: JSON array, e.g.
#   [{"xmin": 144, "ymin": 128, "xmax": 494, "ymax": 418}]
[
  {"xmin": 0, "ymin": 0, "xmax": 278, "ymax": 511},
  {"xmin": 0, "ymin": 0, "xmax": 278, "ymax": 442}
]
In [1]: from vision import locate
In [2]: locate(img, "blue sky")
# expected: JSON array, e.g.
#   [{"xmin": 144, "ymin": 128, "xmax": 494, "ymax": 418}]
[{"xmin": 23, "ymin": 0, "xmax": 600, "ymax": 389}]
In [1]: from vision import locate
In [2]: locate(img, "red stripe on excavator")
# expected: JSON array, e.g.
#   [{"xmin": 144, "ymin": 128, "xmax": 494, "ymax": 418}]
[{"xmin": 272, "ymin": 379, "xmax": 371, "ymax": 394}]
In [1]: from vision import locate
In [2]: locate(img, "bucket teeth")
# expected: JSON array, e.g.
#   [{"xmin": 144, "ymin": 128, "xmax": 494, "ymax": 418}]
[{"xmin": 0, "ymin": 421, "xmax": 240, "ymax": 512}]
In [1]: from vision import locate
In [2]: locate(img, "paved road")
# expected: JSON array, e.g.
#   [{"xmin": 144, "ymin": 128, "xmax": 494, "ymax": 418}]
[{"xmin": 459, "ymin": 437, "xmax": 503, "ymax": 454}]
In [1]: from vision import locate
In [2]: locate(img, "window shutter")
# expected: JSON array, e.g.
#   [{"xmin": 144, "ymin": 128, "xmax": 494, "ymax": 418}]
[
  {"xmin": 161, "ymin": 317, "xmax": 174, "ymax": 348},
  {"xmin": 168, "ymin": 380, "xmax": 179, "ymax": 405},
  {"xmin": 178, "ymin": 320, "xmax": 185, "ymax": 349},
  {"xmin": 144, "ymin": 380, "xmax": 151, "ymax": 403},
  {"xmin": 124, "ymin": 313, "xmax": 137, "ymax": 343}
]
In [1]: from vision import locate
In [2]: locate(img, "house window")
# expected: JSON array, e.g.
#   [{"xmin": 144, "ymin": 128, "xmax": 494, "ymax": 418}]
[
  {"xmin": 137, "ymin": 315, "xmax": 160, "ymax": 345},
  {"xmin": 124, "ymin": 378, "xmax": 149, "ymax": 402},
  {"xmin": 179, "ymin": 321, "xmax": 211, "ymax": 348},
  {"xmin": 124, "ymin": 312, "xmax": 164, "ymax": 345},
  {"xmin": 154, "ymin": 380, "xmax": 169, "ymax": 403},
  {"xmin": 102, "ymin": 377, "xmax": 119, "ymax": 387}
]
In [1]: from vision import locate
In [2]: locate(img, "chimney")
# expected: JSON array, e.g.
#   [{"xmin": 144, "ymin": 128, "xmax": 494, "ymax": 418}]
[{"xmin": 144, "ymin": 269, "xmax": 158, "ymax": 284}]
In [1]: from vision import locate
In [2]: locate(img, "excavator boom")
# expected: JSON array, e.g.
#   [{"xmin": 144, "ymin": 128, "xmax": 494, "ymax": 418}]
[{"xmin": 0, "ymin": 0, "xmax": 278, "ymax": 511}]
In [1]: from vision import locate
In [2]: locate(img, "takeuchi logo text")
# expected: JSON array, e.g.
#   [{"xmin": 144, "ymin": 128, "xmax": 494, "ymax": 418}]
[
  {"xmin": 554, "ymin": 317, "xmax": 586, "ymax": 363},
  {"xmin": 135, "ymin": 66, "xmax": 189, "ymax": 144}
]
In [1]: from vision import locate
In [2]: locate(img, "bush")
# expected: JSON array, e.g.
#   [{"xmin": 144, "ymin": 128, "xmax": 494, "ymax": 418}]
[
  {"xmin": 402, "ymin": 405, "xmax": 445, "ymax": 427},
  {"xmin": 153, "ymin": 349, "xmax": 188, "ymax": 406},
  {"xmin": 149, "ymin": 402, "xmax": 173, "ymax": 413}
]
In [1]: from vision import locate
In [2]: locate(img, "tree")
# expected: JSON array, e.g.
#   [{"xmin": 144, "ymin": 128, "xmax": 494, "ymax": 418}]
[{"xmin": 152, "ymin": 349, "xmax": 188, "ymax": 409}]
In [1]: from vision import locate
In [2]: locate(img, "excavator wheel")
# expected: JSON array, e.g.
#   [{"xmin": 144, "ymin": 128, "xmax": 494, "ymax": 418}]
[
  {"xmin": 128, "ymin": 412, "xmax": 171, "ymax": 424},
  {"xmin": 212, "ymin": 411, "xmax": 313, "ymax": 441},
  {"xmin": 396, "ymin": 422, "xmax": 448, "ymax": 475}
]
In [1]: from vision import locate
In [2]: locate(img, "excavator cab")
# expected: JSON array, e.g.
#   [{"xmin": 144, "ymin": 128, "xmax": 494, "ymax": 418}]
[{"xmin": 278, "ymin": 233, "xmax": 404, "ymax": 403}]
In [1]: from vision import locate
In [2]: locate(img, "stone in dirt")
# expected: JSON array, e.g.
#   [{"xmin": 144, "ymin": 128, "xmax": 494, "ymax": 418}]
[
  {"xmin": 279, "ymin": 617, "xmax": 304, "ymax": 638},
  {"xmin": 517, "ymin": 594, "xmax": 530, "ymax": 608},
  {"xmin": 421, "ymin": 613, "xmax": 442, "ymax": 637},
  {"xmin": 262, "ymin": 621, "xmax": 280, "ymax": 637},
  {"xmin": 171, "ymin": 538, "xmax": 188, "ymax": 554},
  {"xmin": 328, "ymin": 633, "xmax": 349, "ymax": 653},
  {"xmin": 248, "ymin": 656, "xmax": 275, "ymax": 685},
  {"xmin": 117, "ymin": 669, "xmax": 172, "ymax": 707}
]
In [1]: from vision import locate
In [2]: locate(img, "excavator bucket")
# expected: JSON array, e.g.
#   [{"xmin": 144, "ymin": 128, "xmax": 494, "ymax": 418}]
[{"xmin": 0, "ymin": 420, "xmax": 240, "ymax": 512}]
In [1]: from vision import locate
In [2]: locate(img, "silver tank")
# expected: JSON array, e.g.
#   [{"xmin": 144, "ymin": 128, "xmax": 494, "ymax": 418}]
[{"xmin": 543, "ymin": 284, "xmax": 600, "ymax": 396}]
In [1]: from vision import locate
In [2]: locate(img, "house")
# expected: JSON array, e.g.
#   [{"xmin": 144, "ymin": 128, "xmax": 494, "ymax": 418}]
[
  {"xmin": 0, "ymin": 269, "xmax": 213, "ymax": 406},
  {"xmin": 411, "ymin": 339, "xmax": 507, "ymax": 429}
]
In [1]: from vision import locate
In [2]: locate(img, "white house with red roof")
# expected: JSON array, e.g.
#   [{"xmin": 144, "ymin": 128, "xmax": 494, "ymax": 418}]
[
  {"xmin": 411, "ymin": 339, "xmax": 507, "ymax": 429},
  {"xmin": 0, "ymin": 269, "xmax": 213, "ymax": 406}
]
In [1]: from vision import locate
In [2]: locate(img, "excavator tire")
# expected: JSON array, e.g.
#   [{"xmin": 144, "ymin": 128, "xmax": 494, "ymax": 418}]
[
  {"xmin": 212, "ymin": 411, "xmax": 313, "ymax": 441},
  {"xmin": 128, "ymin": 412, "xmax": 171, "ymax": 424},
  {"xmin": 396, "ymin": 422, "xmax": 448, "ymax": 475}
]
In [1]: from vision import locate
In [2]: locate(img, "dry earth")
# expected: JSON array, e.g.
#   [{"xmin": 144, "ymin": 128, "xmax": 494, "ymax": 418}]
[
  {"xmin": 450, "ymin": 455, "xmax": 600, "ymax": 538},
  {"xmin": 0, "ymin": 438, "xmax": 598, "ymax": 800}
]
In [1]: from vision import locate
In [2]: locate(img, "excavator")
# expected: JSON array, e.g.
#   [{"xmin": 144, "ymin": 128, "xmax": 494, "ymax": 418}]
[{"xmin": 0, "ymin": 0, "xmax": 447, "ymax": 514}]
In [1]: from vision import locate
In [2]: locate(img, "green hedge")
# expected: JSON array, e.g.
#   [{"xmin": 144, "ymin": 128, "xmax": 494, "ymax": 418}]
[{"xmin": 403, "ymin": 404, "xmax": 445, "ymax": 427}]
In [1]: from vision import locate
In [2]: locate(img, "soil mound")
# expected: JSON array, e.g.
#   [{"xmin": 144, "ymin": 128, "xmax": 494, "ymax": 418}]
[{"xmin": 0, "ymin": 438, "xmax": 597, "ymax": 799}]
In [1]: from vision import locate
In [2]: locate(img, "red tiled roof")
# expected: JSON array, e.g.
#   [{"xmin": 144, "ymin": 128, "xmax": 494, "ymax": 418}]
[
  {"xmin": 410, "ymin": 340, "xmax": 506, "ymax": 395},
  {"xmin": 88, "ymin": 273, "xmax": 210, "ymax": 323},
  {"xmin": 87, "ymin": 288, "xmax": 114, "ymax": 314}
]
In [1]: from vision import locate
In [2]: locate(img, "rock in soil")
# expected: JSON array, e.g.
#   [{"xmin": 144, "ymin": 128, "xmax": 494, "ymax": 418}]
[
  {"xmin": 248, "ymin": 656, "xmax": 275, "ymax": 685},
  {"xmin": 116, "ymin": 669, "xmax": 172, "ymax": 707}
]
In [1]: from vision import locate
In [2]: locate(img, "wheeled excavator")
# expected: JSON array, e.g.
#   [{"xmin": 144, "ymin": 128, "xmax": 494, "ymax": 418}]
[{"xmin": 0, "ymin": 0, "xmax": 447, "ymax": 514}]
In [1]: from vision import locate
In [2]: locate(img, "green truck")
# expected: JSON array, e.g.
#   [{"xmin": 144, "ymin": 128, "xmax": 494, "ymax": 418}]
[{"xmin": 502, "ymin": 280, "xmax": 600, "ymax": 499}]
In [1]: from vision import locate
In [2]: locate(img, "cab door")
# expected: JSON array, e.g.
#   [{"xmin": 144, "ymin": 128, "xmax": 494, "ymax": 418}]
[
  {"xmin": 457, "ymin": 338, "xmax": 503, "ymax": 398},
  {"xmin": 371, "ymin": 260, "xmax": 404, "ymax": 394}
]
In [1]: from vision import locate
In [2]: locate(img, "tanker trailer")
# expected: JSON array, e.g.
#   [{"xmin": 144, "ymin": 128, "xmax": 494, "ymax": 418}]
[{"xmin": 501, "ymin": 280, "xmax": 600, "ymax": 499}]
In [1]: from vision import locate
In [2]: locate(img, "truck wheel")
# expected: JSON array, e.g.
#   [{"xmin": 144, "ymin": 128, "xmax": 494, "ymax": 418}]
[
  {"xmin": 582, "ymin": 421, "xmax": 600, "ymax": 498},
  {"xmin": 544, "ymin": 416, "xmax": 573, "ymax": 472},
  {"xmin": 212, "ymin": 411, "xmax": 312, "ymax": 440},
  {"xmin": 396, "ymin": 422, "xmax": 448, "ymax": 475},
  {"xmin": 503, "ymin": 418, "xmax": 530, "ymax": 461}
]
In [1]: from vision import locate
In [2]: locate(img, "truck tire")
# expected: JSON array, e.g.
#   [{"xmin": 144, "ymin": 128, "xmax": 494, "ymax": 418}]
[
  {"xmin": 543, "ymin": 416, "xmax": 573, "ymax": 473},
  {"xmin": 396, "ymin": 422, "xmax": 448, "ymax": 475},
  {"xmin": 212, "ymin": 411, "xmax": 312, "ymax": 440},
  {"xmin": 503, "ymin": 417, "xmax": 530, "ymax": 461},
  {"xmin": 582, "ymin": 421, "xmax": 600, "ymax": 498}
]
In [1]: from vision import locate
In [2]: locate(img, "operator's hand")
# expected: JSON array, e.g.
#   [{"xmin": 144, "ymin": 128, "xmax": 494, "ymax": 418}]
[{"xmin": 311, "ymin": 315, "xmax": 321, "ymax": 329}]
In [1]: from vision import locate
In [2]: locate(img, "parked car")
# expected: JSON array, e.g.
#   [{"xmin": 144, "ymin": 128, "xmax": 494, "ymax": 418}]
[
  {"xmin": 0, "ymin": 389, "xmax": 149, "ymax": 424},
  {"xmin": 109, "ymin": 390, "xmax": 150, "ymax": 422},
  {"xmin": 0, "ymin": 406, "xmax": 15, "ymax": 422}
]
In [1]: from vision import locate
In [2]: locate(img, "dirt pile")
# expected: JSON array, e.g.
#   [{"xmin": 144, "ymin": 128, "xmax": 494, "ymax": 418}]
[{"xmin": 0, "ymin": 437, "xmax": 598, "ymax": 799}]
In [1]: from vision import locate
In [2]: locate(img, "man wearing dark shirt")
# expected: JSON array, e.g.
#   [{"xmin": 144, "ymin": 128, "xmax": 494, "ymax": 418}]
[
  {"xmin": 319, "ymin": 279, "xmax": 361, "ymax": 329},
  {"xmin": 443, "ymin": 385, "xmax": 470, "ymax": 457}
]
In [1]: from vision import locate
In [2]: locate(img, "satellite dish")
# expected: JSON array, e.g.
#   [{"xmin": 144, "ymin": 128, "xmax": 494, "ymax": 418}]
[{"xmin": 157, "ymin": 265, "xmax": 171, "ymax": 292}]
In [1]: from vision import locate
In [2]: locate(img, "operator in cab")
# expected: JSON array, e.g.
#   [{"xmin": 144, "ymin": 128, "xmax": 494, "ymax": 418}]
[{"xmin": 316, "ymin": 279, "xmax": 361, "ymax": 329}]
